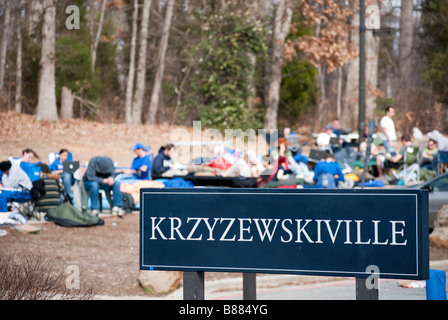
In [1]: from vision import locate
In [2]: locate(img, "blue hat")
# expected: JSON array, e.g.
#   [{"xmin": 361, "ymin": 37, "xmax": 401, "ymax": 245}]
[{"xmin": 131, "ymin": 143, "xmax": 149, "ymax": 151}]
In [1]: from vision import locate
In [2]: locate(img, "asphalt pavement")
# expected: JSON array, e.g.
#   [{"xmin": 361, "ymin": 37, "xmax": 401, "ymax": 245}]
[
  {"xmin": 210, "ymin": 278, "xmax": 427, "ymax": 300},
  {"xmin": 98, "ymin": 260, "xmax": 448, "ymax": 301}
]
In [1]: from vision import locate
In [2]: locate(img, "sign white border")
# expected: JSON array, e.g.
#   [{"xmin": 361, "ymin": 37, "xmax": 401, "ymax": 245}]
[{"xmin": 141, "ymin": 191, "xmax": 421, "ymax": 278}]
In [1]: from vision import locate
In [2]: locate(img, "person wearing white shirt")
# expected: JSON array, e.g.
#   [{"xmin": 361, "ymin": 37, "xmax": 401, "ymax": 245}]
[
  {"xmin": 380, "ymin": 106, "xmax": 397, "ymax": 155},
  {"xmin": 0, "ymin": 161, "xmax": 33, "ymax": 212},
  {"xmin": 1, "ymin": 161, "xmax": 32, "ymax": 190}
]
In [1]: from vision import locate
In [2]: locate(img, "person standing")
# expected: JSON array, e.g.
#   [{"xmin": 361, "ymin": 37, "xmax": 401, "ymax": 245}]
[{"xmin": 380, "ymin": 106, "xmax": 397, "ymax": 155}]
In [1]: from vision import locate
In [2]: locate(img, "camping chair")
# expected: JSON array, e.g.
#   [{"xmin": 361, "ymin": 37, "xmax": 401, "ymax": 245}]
[
  {"xmin": 437, "ymin": 151, "xmax": 448, "ymax": 175},
  {"xmin": 9, "ymin": 181, "xmax": 47, "ymax": 221},
  {"xmin": 396, "ymin": 146, "xmax": 421, "ymax": 184},
  {"xmin": 48, "ymin": 152, "xmax": 74, "ymax": 166},
  {"xmin": 7, "ymin": 156, "xmax": 21, "ymax": 166},
  {"xmin": 7, "ymin": 156, "xmax": 42, "ymax": 182},
  {"xmin": 73, "ymin": 180, "xmax": 112, "ymax": 214}
]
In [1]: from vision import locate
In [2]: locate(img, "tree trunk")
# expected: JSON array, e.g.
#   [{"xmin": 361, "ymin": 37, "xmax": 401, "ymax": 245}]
[
  {"xmin": 125, "ymin": 0, "xmax": 138, "ymax": 124},
  {"xmin": 341, "ymin": 11, "xmax": 360, "ymax": 130},
  {"xmin": 131, "ymin": 0, "xmax": 152, "ymax": 124},
  {"xmin": 247, "ymin": 52, "xmax": 257, "ymax": 114},
  {"xmin": 146, "ymin": 0, "xmax": 175, "ymax": 125},
  {"xmin": 36, "ymin": 0, "xmax": 58, "ymax": 121},
  {"xmin": 0, "ymin": 0, "xmax": 11, "ymax": 97},
  {"xmin": 15, "ymin": 16, "xmax": 23, "ymax": 114},
  {"xmin": 398, "ymin": 0, "xmax": 414, "ymax": 85},
  {"xmin": 27, "ymin": 0, "xmax": 43, "ymax": 38},
  {"xmin": 91, "ymin": 0, "xmax": 108, "ymax": 71},
  {"xmin": 263, "ymin": 0, "xmax": 292, "ymax": 130},
  {"xmin": 60, "ymin": 86, "xmax": 74, "ymax": 119},
  {"xmin": 341, "ymin": 5, "xmax": 379, "ymax": 129},
  {"xmin": 365, "ymin": 21, "xmax": 379, "ymax": 122},
  {"xmin": 336, "ymin": 67, "xmax": 342, "ymax": 120},
  {"xmin": 397, "ymin": 0, "xmax": 414, "ymax": 118}
]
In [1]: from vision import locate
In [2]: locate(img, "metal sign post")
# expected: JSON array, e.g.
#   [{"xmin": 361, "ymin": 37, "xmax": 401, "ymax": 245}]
[
  {"xmin": 356, "ymin": 277, "xmax": 379, "ymax": 300},
  {"xmin": 243, "ymin": 273, "xmax": 257, "ymax": 300},
  {"xmin": 183, "ymin": 272, "xmax": 204, "ymax": 300}
]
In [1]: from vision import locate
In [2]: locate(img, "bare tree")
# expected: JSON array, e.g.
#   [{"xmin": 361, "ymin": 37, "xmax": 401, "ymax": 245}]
[
  {"xmin": 28, "ymin": 0, "xmax": 43, "ymax": 38},
  {"xmin": 146, "ymin": 0, "xmax": 175, "ymax": 125},
  {"xmin": 397, "ymin": 0, "xmax": 414, "ymax": 117},
  {"xmin": 125, "ymin": 0, "xmax": 138, "ymax": 124},
  {"xmin": 0, "ymin": 0, "xmax": 11, "ymax": 97},
  {"xmin": 15, "ymin": 14, "xmax": 23, "ymax": 113},
  {"xmin": 36, "ymin": 0, "xmax": 58, "ymax": 121},
  {"xmin": 263, "ymin": 0, "xmax": 292, "ymax": 130},
  {"xmin": 131, "ymin": 0, "xmax": 152, "ymax": 124},
  {"xmin": 398, "ymin": 0, "xmax": 414, "ymax": 83},
  {"xmin": 60, "ymin": 86, "xmax": 75, "ymax": 119},
  {"xmin": 91, "ymin": 0, "xmax": 108, "ymax": 71}
]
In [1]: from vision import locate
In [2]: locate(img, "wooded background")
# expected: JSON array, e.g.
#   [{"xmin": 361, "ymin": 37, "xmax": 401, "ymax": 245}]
[{"xmin": 0, "ymin": 0, "xmax": 447, "ymax": 134}]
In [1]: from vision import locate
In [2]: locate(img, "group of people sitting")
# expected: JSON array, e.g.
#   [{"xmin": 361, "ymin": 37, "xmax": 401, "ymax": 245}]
[
  {"xmin": 201, "ymin": 129, "xmax": 345, "ymax": 190},
  {"xmin": 0, "ymin": 142, "xmax": 193, "ymax": 220},
  {"xmin": 371, "ymin": 133, "xmax": 439, "ymax": 178},
  {"xmin": 1, "ymin": 119, "xmax": 446, "ymax": 221}
]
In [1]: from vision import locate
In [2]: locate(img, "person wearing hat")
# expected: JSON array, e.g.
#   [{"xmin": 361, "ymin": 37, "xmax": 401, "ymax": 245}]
[{"xmin": 121, "ymin": 143, "xmax": 153, "ymax": 180}]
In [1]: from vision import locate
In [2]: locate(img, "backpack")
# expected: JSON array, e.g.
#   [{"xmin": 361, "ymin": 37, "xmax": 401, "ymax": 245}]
[{"xmin": 31, "ymin": 179, "xmax": 46, "ymax": 201}]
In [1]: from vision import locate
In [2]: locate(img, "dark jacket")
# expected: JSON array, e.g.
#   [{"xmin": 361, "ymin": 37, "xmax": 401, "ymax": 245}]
[
  {"xmin": 83, "ymin": 156, "xmax": 115, "ymax": 183},
  {"xmin": 151, "ymin": 148, "xmax": 172, "ymax": 178}
]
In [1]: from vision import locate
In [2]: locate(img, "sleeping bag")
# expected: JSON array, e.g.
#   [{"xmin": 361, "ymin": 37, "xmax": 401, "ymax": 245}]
[{"xmin": 46, "ymin": 202, "xmax": 104, "ymax": 228}]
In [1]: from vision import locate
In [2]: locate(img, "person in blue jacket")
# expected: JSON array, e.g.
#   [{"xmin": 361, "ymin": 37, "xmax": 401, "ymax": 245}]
[
  {"xmin": 151, "ymin": 144, "xmax": 175, "ymax": 179},
  {"xmin": 313, "ymin": 152, "xmax": 345, "ymax": 188},
  {"xmin": 49, "ymin": 148, "xmax": 75, "ymax": 199}
]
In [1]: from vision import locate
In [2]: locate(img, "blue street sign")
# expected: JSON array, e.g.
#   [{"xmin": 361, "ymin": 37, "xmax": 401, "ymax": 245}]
[{"xmin": 140, "ymin": 188, "xmax": 429, "ymax": 280}]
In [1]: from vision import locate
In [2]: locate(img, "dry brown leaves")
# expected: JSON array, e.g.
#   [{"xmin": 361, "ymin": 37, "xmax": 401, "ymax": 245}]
[
  {"xmin": 0, "ymin": 111, "xmax": 192, "ymax": 167},
  {"xmin": 286, "ymin": 0, "xmax": 358, "ymax": 73}
]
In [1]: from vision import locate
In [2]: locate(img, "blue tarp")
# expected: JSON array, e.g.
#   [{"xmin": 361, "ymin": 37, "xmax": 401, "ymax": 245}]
[
  {"xmin": 426, "ymin": 269, "xmax": 447, "ymax": 300},
  {"xmin": 154, "ymin": 177, "xmax": 194, "ymax": 188}
]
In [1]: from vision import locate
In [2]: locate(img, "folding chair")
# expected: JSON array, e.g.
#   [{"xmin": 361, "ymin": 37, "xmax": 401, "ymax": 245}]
[
  {"xmin": 7, "ymin": 156, "xmax": 42, "ymax": 182},
  {"xmin": 399, "ymin": 146, "xmax": 421, "ymax": 184},
  {"xmin": 437, "ymin": 151, "xmax": 448, "ymax": 175},
  {"xmin": 48, "ymin": 152, "xmax": 74, "ymax": 166},
  {"xmin": 9, "ymin": 182, "xmax": 46, "ymax": 221},
  {"xmin": 74, "ymin": 180, "xmax": 112, "ymax": 214}
]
